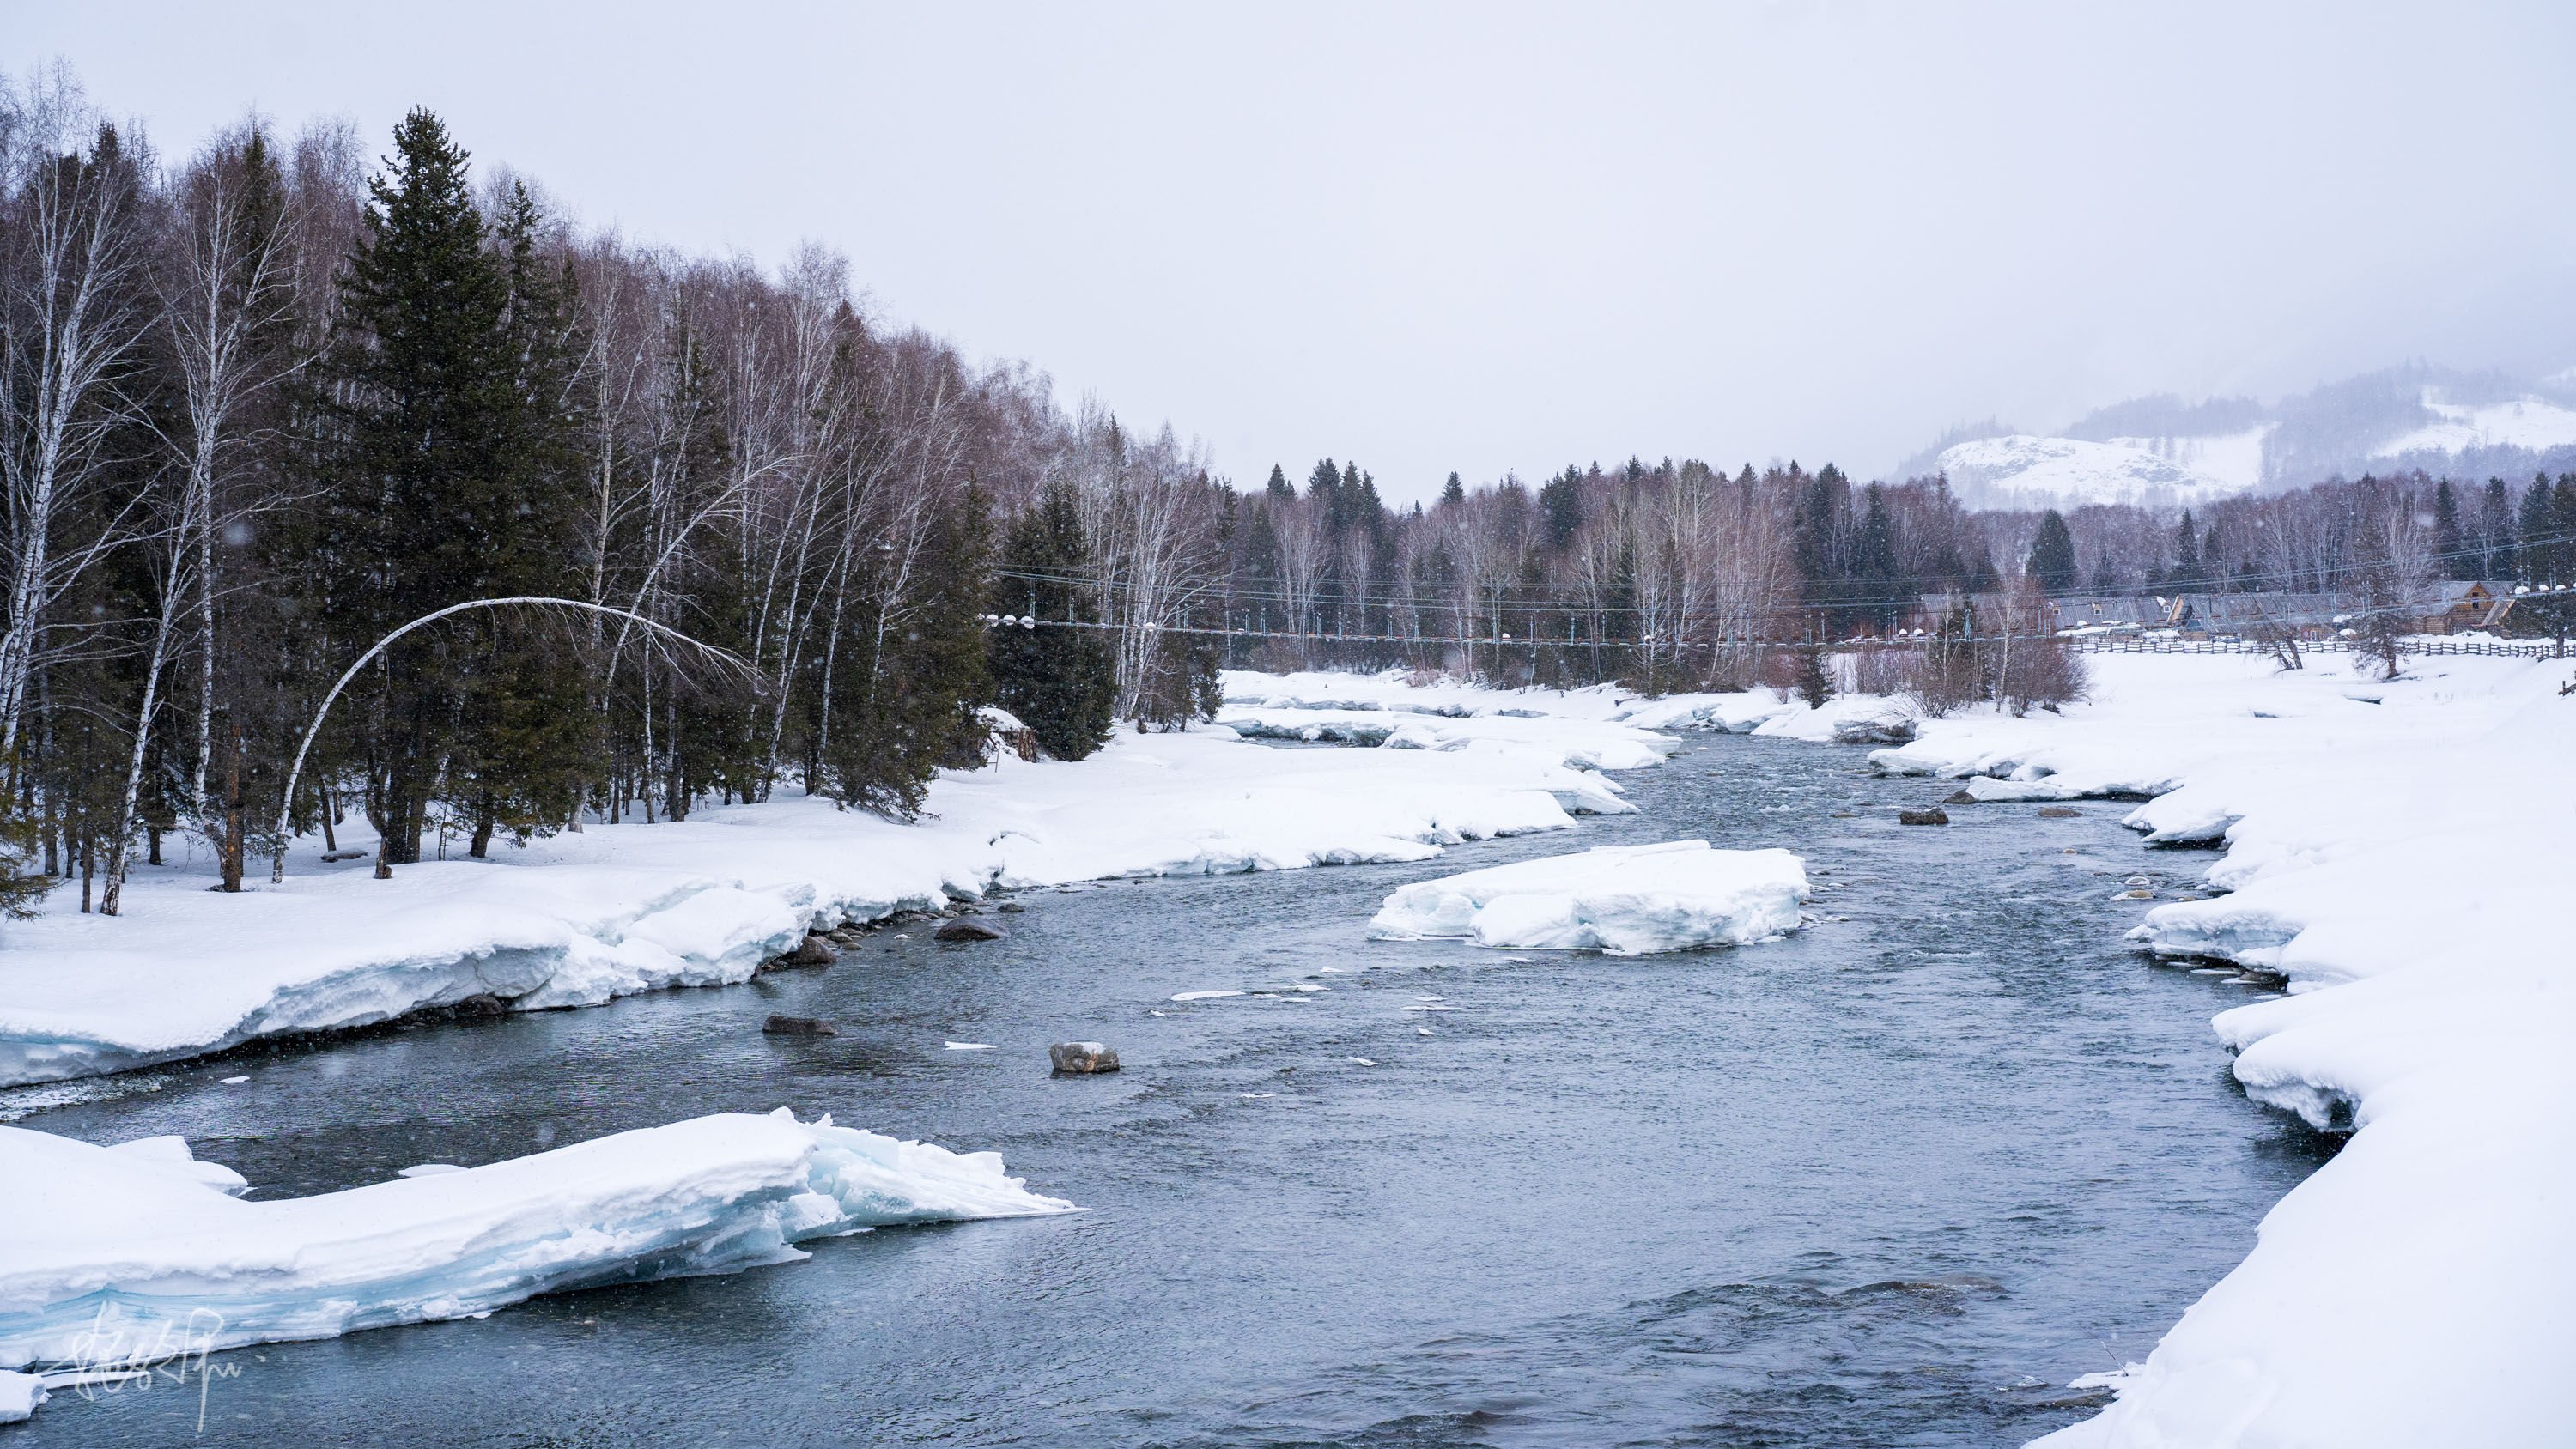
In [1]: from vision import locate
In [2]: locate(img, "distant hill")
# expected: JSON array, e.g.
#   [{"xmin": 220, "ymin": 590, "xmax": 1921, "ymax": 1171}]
[{"xmin": 1901, "ymin": 364, "xmax": 2576, "ymax": 512}]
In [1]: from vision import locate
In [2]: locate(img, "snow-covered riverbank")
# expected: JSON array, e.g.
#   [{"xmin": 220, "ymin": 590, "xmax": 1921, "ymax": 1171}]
[
  {"xmin": 0, "ymin": 724, "xmax": 1641, "ymax": 1090},
  {"xmin": 1235, "ymin": 657, "xmax": 2576, "ymax": 1447},
  {"xmin": 7, "ymin": 652, "xmax": 2566, "ymax": 1446}
]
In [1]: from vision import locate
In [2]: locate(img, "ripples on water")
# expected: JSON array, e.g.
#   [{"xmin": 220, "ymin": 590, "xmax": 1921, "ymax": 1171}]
[{"xmin": 12, "ymin": 735, "xmax": 2333, "ymax": 1447}]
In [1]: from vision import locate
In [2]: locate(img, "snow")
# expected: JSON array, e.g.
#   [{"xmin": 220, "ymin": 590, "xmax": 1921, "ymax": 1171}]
[
  {"xmin": 1369, "ymin": 840, "xmax": 1810, "ymax": 954},
  {"xmin": 2103, "ymin": 425, "xmax": 2273, "ymax": 492},
  {"xmin": 2376, "ymin": 385, "xmax": 2576, "ymax": 458},
  {"xmin": 0, "ymin": 1370, "xmax": 39, "ymax": 1423},
  {"xmin": 11, "ymin": 658, "xmax": 2565, "ymax": 1442},
  {"xmin": 1828, "ymin": 651, "xmax": 2576, "ymax": 1448},
  {"xmin": 0, "ymin": 1108, "xmax": 1071, "ymax": 1393},
  {"xmin": 1216, "ymin": 670, "xmax": 1685, "ymax": 779},
  {"xmin": 1935, "ymin": 433, "xmax": 2252, "ymax": 510},
  {"xmin": 0, "ymin": 724, "xmax": 1622, "ymax": 1088}
]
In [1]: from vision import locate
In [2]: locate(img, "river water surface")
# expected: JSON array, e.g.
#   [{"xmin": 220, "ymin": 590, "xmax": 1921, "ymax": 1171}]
[{"xmin": 9, "ymin": 733, "xmax": 2328, "ymax": 1447}]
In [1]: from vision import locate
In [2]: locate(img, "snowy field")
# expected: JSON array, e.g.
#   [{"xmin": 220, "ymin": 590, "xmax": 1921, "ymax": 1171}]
[{"xmin": 0, "ymin": 718, "xmax": 1653, "ymax": 1089}]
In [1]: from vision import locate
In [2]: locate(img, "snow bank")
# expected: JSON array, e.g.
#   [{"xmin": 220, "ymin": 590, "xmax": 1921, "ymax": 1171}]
[
  {"xmin": 0, "ymin": 726, "xmax": 1613, "ymax": 1088},
  {"xmin": 1224, "ymin": 668, "xmax": 1801, "ymax": 737},
  {"xmin": 1831, "ymin": 651, "xmax": 2576, "ymax": 1447},
  {"xmin": 0, "ymin": 1109, "xmax": 1070, "ymax": 1393},
  {"xmin": 1368, "ymin": 840, "xmax": 1809, "ymax": 954}
]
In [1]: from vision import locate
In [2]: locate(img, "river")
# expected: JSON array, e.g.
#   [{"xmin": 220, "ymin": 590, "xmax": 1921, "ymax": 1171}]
[{"xmin": 6, "ymin": 732, "xmax": 2330, "ymax": 1447}]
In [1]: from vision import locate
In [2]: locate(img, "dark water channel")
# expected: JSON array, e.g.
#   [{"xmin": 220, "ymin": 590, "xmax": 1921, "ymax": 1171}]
[{"xmin": 10, "ymin": 733, "xmax": 2330, "ymax": 1447}]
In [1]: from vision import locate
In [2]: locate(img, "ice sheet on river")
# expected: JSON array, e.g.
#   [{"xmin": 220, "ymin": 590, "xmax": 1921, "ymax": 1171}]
[
  {"xmin": 1368, "ymin": 840, "xmax": 1809, "ymax": 953},
  {"xmin": 0, "ymin": 1109, "xmax": 1071, "ymax": 1407}
]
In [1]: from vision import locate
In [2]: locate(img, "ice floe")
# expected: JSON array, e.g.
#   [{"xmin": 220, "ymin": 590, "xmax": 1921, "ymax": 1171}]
[
  {"xmin": 0, "ymin": 1108, "xmax": 1071, "ymax": 1410},
  {"xmin": 1367, "ymin": 840, "xmax": 1809, "ymax": 954}
]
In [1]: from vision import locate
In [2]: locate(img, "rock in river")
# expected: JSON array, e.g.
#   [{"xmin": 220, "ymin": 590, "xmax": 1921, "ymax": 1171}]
[
  {"xmin": 936, "ymin": 918, "xmax": 1007, "ymax": 943},
  {"xmin": 1899, "ymin": 808, "xmax": 1950, "ymax": 826},
  {"xmin": 762, "ymin": 1015, "xmax": 836, "ymax": 1036},
  {"xmin": 1049, "ymin": 1041, "xmax": 1120, "ymax": 1073}
]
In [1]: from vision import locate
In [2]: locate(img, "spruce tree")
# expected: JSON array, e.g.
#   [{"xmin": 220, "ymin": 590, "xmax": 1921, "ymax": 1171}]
[
  {"xmin": 1856, "ymin": 482, "xmax": 1899, "ymax": 627},
  {"xmin": 817, "ymin": 483, "xmax": 992, "ymax": 816},
  {"xmin": 1265, "ymin": 464, "xmax": 1295, "ymax": 505},
  {"xmin": 2431, "ymin": 480, "xmax": 2466, "ymax": 579},
  {"xmin": 448, "ymin": 182, "xmax": 594, "ymax": 853},
  {"xmin": 2172, "ymin": 509, "xmax": 2202, "ymax": 585},
  {"xmin": 2514, "ymin": 474, "xmax": 2554, "ymax": 583},
  {"xmin": 1440, "ymin": 472, "xmax": 1466, "ymax": 507},
  {"xmin": 2026, "ymin": 510, "xmax": 2078, "ymax": 594},
  {"xmin": 1540, "ymin": 468, "xmax": 1583, "ymax": 549},
  {"xmin": 325, "ymin": 109, "xmax": 528, "ymax": 864},
  {"xmin": 987, "ymin": 482, "xmax": 1115, "ymax": 761}
]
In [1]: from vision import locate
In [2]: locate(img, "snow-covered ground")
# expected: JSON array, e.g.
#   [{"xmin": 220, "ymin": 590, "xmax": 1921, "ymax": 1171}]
[
  {"xmin": 1367, "ymin": 839, "xmax": 1809, "ymax": 953},
  {"xmin": 0, "ymin": 1108, "xmax": 1069, "ymax": 1421},
  {"xmin": 1237, "ymin": 658, "xmax": 2576, "ymax": 1447},
  {"xmin": 0, "ymin": 723, "xmax": 1646, "ymax": 1089}
]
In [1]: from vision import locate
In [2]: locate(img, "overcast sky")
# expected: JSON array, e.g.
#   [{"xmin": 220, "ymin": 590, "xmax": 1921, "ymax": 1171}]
[{"xmin": 18, "ymin": 2, "xmax": 2576, "ymax": 500}]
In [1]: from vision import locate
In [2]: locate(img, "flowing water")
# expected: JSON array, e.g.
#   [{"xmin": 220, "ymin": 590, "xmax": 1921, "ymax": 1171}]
[{"xmin": 9, "ymin": 734, "xmax": 2330, "ymax": 1447}]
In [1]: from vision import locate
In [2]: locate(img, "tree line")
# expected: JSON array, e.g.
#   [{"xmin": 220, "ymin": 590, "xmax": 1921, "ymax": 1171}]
[{"xmin": 9, "ymin": 68, "xmax": 2567, "ymax": 918}]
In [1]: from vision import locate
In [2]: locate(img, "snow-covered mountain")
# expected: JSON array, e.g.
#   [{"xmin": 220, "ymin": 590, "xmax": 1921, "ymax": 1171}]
[
  {"xmin": 1905, "ymin": 364, "xmax": 2576, "ymax": 512},
  {"xmin": 2377, "ymin": 391, "xmax": 2576, "ymax": 458},
  {"xmin": 1935, "ymin": 433, "xmax": 2256, "ymax": 511}
]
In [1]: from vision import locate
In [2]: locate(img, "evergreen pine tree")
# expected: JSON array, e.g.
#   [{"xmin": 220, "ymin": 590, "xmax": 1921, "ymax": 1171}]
[
  {"xmin": 987, "ymin": 482, "xmax": 1115, "ymax": 760},
  {"xmin": 1965, "ymin": 546, "xmax": 2000, "ymax": 595},
  {"xmin": 2431, "ymin": 480, "xmax": 2466, "ymax": 579},
  {"xmin": 2514, "ymin": 474, "xmax": 2554, "ymax": 583},
  {"xmin": 1539, "ymin": 468, "xmax": 1583, "ymax": 549},
  {"xmin": 1856, "ymin": 482, "xmax": 1899, "ymax": 628},
  {"xmin": 2026, "ymin": 510, "xmax": 2077, "ymax": 594},
  {"xmin": 450, "ymin": 181, "xmax": 594, "ymax": 852},
  {"xmin": 1305, "ymin": 458, "xmax": 1340, "ymax": 512},
  {"xmin": 1439, "ymin": 472, "xmax": 1466, "ymax": 507},
  {"xmin": 2172, "ymin": 509, "xmax": 2202, "ymax": 585},
  {"xmin": 1265, "ymin": 464, "xmax": 1295, "ymax": 505},
  {"xmin": 325, "ymin": 109, "xmax": 532, "ymax": 865},
  {"xmin": 817, "ymin": 483, "xmax": 992, "ymax": 816}
]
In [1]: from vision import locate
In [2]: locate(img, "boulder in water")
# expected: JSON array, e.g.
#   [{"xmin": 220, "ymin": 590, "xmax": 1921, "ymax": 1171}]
[
  {"xmin": 1049, "ymin": 1041, "xmax": 1120, "ymax": 1073},
  {"xmin": 2037, "ymin": 806, "xmax": 2082, "ymax": 819},
  {"xmin": 935, "ymin": 918, "xmax": 1007, "ymax": 943},
  {"xmin": 762, "ymin": 1015, "xmax": 835, "ymax": 1036},
  {"xmin": 787, "ymin": 933, "xmax": 837, "ymax": 966},
  {"xmin": 1943, "ymin": 790, "xmax": 1977, "ymax": 805},
  {"xmin": 1899, "ymin": 808, "xmax": 1950, "ymax": 826}
]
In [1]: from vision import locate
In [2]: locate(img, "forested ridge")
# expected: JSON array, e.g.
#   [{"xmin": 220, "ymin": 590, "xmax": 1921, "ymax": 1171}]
[{"xmin": 6, "ymin": 69, "xmax": 2574, "ymax": 915}]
